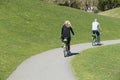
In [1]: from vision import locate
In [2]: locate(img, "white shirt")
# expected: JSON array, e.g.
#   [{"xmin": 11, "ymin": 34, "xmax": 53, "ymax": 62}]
[{"xmin": 92, "ymin": 21, "xmax": 100, "ymax": 31}]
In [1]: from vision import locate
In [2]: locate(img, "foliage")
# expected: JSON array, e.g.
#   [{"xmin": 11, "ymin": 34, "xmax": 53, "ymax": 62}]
[
  {"xmin": 43, "ymin": 0, "xmax": 120, "ymax": 11},
  {"xmin": 98, "ymin": 0, "xmax": 120, "ymax": 11}
]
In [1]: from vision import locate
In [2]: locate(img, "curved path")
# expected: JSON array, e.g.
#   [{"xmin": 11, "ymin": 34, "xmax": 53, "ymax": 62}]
[{"xmin": 7, "ymin": 40, "xmax": 120, "ymax": 80}]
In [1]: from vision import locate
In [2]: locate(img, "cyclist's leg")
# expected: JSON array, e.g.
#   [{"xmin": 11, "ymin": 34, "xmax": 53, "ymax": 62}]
[
  {"xmin": 92, "ymin": 31, "xmax": 97, "ymax": 40},
  {"xmin": 96, "ymin": 31, "xmax": 100, "ymax": 43},
  {"xmin": 67, "ymin": 38, "xmax": 71, "ymax": 51},
  {"xmin": 68, "ymin": 44, "xmax": 70, "ymax": 50},
  {"xmin": 92, "ymin": 31, "xmax": 95, "ymax": 34},
  {"xmin": 92, "ymin": 31, "xmax": 97, "ymax": 37},
  {"xmin": 61, "ymin": 36, "xmax": 64, "ymax": 42},
  {"xmin": 61, "ymin": 37, "xmax": 64, "ymax": 47}
]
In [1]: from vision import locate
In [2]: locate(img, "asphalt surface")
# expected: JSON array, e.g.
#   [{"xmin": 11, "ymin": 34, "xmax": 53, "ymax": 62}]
[{"xmin": 7, "ymin": 39, "xmax": 120, "ymax": 80}]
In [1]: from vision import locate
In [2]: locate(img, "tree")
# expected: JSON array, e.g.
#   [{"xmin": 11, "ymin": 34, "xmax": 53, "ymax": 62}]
[
  {"xmin": 98, "ymin": 0, "xmax": 107, "ymax": 11},
  {"xmin": 98, "ymin": 0, "xmax": 120, "ymax": 11},
  {"xmin": 42, "ymin": 0, "xmax": 120, "ymax": 11}
]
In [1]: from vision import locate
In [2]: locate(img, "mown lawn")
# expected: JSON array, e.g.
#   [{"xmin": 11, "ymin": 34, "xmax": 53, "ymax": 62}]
[
  {"xmin": 71, "ymin": 44, "xmax": 120, "ymax": 80},
  {"xmin": 0, "ymin": 0, "xmax": 120, "ymax": 80},
  {"xmin": 99, "ymin": 8, "xmax": 120, "ymax": 18}
]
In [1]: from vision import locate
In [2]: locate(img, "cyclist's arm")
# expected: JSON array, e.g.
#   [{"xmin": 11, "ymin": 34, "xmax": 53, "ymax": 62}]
[
  {"xmin": 98, "ymin": 23, "xmax": 101, "ymax": 32},
  {"xmin": 61, "ymin": 26, "xmax": 64, "ymax": 35},
  {"xmin": 70, "ymin": 27, "xmax": 75, "ymax": 35}
]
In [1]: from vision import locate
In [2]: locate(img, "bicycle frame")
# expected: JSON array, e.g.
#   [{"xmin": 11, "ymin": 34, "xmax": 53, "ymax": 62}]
[{"xmin": 92, "ymin": 33, "xmax": 98, "ymax": 46}]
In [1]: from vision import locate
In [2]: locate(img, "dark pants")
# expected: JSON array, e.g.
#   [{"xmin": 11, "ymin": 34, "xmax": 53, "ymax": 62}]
[
  {"xmin": 92, "ymin": 30, "xmax": 100, "ymax": 36},
  {"xmin": 92, "ymin": 30, "xmax": 100, "ymax": 42}
]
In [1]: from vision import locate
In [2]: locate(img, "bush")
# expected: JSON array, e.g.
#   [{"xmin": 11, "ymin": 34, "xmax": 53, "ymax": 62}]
[{"xmin": 42, "ymin": 0, "xmax": 120, "ymax": 11}]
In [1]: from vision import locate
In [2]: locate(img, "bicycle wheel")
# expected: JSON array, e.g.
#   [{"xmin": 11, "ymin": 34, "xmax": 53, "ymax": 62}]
[
  {"xmin": 92, "ymin": 37, "xmax": 96, "ymax": 46},
  {"xmin": 63, "ymin": 38, "xmax": 69, "ymax": 57},
  {"xmin": 92, "ymin": 33, "xmax": 98, "ymax": 46},
  {"xmin": 63, "ymin": 47, "xmax": 68, "ymax": 57}
]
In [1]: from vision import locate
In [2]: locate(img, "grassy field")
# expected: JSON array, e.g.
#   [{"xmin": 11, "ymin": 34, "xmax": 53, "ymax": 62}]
[
  {"xmin": 99, "ymin": 8, "xmax": 120, "ymax": 18},
  {"xmin": 0, "ymin": 0, "xmax": 120, "ymax": 80},
  {"xmin": 72, "ymin": 7, "xmax": 120, "ymax": 80},
  {"xmin": 71, "ymin": 44, "xmax": 120, "ymax": 80}
]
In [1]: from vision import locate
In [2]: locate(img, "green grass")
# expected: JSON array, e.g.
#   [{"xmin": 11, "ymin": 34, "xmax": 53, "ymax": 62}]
[
  {"xmin": 98, "ymin": 8, "xmax": 120, "ymax": 18},
  {"xmin": 0, "ymin": 0, "xmax": 120, "ymax": 80},
  {"xmin": 71, "ymin": 44, "xmax": 120, "ymax": 80}
]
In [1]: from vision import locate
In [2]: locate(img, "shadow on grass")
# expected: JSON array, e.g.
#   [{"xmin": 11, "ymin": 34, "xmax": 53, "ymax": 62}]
[{"xmin": 97, "ymin": 43, "xmax": 103, "ymax": 46}]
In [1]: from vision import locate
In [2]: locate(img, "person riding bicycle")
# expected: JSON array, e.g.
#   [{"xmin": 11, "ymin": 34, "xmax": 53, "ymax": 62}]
[
  {"xmin": 61, "ymin": 20, "xmax": 75, "ymax": 53},
  {"xmin": 92, "ymin": 19, "xmax": 101, "ymax": 44}
]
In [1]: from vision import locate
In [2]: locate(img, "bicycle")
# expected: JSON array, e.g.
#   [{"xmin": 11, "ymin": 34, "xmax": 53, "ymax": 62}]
[
  {"xmin": 92, "ymin": 33, "xmax": 98, "ymax": 46},
  {"xmin": 63, "ymin": 38, "xmax": 69, "ymax": 57}
]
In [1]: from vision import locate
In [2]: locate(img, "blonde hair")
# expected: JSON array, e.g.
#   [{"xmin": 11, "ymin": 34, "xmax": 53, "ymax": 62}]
[{"xmin": 64, "ymin": 20, "xmax": 72, "ymax": 27}]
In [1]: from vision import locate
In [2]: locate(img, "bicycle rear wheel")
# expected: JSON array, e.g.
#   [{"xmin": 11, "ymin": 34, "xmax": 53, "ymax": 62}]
[
  {"xmin": 64, "ymin": 50, "xmax": 67, "ymax": 57},
  {"xmin": 63, "ymin": 38, "xmax": 69, "ymax": 57},
  {"xmin": 63, "ymin": 47, "xmax": 68, "ymax": 57},
  {"xmin": 92, "ymin": 37, "xmax": 96, "ymax": 46}
]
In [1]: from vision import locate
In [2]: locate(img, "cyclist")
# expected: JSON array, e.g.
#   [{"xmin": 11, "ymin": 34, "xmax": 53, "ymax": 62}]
[
  {"xmin": 61, "ymin": 20, "xmax": 75, "ymax": 53},
  {"xmin": 92, "ymin": 19, "xmax": 101, "ymax": 44}
]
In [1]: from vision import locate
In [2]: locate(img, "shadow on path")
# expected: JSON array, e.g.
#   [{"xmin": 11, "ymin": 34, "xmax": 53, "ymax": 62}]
[
  {"xmin": 93, "ymin": 43, "xmax": 103, "ymax": 46},
  {"xmin": 67, "ymin": 53, "xmax": 79, "ymax": 57}
]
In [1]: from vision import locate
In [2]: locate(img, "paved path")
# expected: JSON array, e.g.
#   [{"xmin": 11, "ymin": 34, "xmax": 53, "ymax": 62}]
[{"xmin": 7, "ymin": 40, "xmax": 120, "ymax": 80}]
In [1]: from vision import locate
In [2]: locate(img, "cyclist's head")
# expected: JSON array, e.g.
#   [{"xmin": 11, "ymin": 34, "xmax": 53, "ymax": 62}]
[
  {"xmin": 94, "ymin": 19, "xmax": 97, "ymax": 22},
  {"xmin": 64, "ymin": 20, "xmax": 71, "ymax": 27}
]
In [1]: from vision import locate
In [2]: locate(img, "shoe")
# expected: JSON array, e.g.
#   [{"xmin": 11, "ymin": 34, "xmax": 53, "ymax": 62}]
[
  {"xmin": 68, "ymin": 50, "xmax": 71, "ymax": 53},
  {"xmin": 67, "ymin": 51, "xmax": 71, "ymax": 56}
]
